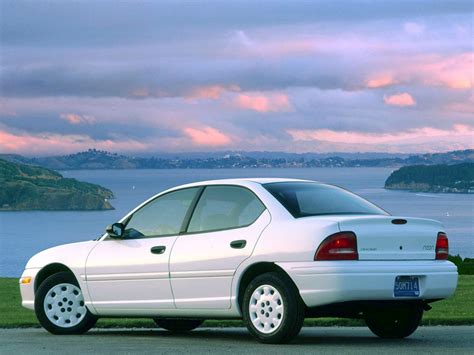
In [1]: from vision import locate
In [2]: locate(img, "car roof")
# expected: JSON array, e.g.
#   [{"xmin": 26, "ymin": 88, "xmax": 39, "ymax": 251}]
[{"xmin": 172, "ymin": 177, "xmax": 315, "ymax": 190}]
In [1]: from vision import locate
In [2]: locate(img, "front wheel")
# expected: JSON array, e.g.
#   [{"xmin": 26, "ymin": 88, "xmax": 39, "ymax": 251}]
[
  {"xmin": 154, "ymin": 318, "xmax": 204, "ymax": 332},
  {"xmin": 242, "ymin": 272, "xmax": 305, "ymax": 344},
  {"xmin": 35, "ymin": 272, "xmax": 97, "ymax": 335},
  {"xmin": 365, "ymin": 303, "xmax": 423, "ymax": 339}
]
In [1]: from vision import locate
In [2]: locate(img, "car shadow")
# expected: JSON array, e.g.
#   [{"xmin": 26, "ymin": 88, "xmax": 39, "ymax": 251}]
[
  {"xmin": 292, "ymin": 334, "xmax": 425, "ymax": 346},
  {"xmin": 84, "ymin": 328, "xmax": 427, "ymax": 346}
]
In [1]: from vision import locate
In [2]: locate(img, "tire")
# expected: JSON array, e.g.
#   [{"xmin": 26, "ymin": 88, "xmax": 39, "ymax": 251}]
[
  {"xmin": 35, "ymin": 271, "xmax": 97, "ymax": 335},
  {"xmin": 365, "ymin": 303, "xmax": 423, "ymax": 339},
  {"xmin": 242, "ymin": 272, "xmax": 305, "ymax": 344},
  {"xmin": 154, "ymin": 318, "xmax": 204, "ymax": 332}
]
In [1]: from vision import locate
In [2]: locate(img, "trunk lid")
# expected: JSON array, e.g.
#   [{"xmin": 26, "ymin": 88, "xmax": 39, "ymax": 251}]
[{"xmin": 337, "ymin": 215, "xmax": 443, "ymax": 260}]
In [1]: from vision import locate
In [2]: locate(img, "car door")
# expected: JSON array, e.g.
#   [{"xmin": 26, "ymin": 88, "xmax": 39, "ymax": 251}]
[
  {"xmin": 86, "ymin": 187, "xmax": 200, "ymax": 314},
  {"xmin": 169, "ymin": 185, "xmax": 271, "ymax": 309}
]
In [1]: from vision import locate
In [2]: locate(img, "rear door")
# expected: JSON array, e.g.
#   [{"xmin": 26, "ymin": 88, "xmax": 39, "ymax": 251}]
[{"xmin": 169, "ymin": 185, "xmax": 270, "ymax": 309}]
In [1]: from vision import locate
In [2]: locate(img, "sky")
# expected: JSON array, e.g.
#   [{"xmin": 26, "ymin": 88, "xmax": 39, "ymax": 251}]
[{"xmin": 0, "ymin": 0, "xmax": 472, "ymax": 156}]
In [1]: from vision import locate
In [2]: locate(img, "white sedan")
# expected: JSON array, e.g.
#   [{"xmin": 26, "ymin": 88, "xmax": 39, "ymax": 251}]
[{"xmin": 20, "ymin": 178, "xmax": 458, "ymax": 343}]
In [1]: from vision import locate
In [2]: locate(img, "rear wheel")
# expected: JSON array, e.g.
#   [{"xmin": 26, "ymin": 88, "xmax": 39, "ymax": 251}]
[
  {"xmin": 35, "ymin": 272, "xmax": 97, "ymax": 335},
  {"xmin": 154, "ymin": 318, "xmax": 204, "ymax": 332},
  {"xmin": 242, "ymin": 272, "xmax": 305, "ymax": 344},
  {"xmin": 365, "ymin": 303, "xmax": 423, "ymax": 338}
]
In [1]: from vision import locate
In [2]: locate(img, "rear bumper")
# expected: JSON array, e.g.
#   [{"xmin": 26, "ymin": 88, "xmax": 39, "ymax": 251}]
[{"xmin": 276, "ymin": 260, "xmax": 458, "ymax": 308}]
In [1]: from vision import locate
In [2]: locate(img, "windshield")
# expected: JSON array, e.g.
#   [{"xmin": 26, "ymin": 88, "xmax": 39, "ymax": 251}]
[{"xmin": 263, "ymin": 182, "xmax": 388, "ymax": 218}]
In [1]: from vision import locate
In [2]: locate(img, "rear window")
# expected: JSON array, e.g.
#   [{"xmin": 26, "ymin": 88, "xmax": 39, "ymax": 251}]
[{"xmin": 263, "ymin": 182, "xmax": 387, "ymax": 218}]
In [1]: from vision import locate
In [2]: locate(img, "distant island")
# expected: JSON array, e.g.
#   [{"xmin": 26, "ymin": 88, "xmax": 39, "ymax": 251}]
[
  {"xmin": 0, "ymin": 159, "xmax": 114, "ymax": 211},
  {"xmin": 1, "ymin": 148, "xmax": 472, "ymax": 170},
  {"xmin": 385, "ymin": 163, "xmax": 474, "ymax": 194}
]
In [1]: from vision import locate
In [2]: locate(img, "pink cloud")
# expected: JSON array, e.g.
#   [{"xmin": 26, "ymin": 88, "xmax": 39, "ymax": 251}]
[
  {"xmin": 383, "ymin": 93, "xmax": 416, "ymax": 106},
  {"xmin": 0, "ymin": 130, "xmax": 147, "ymax": 155},
  {"xmin": 183, "ymin": 126, "xmax": 232, "ymax": 146},
  {"xmin": 60, "ymin": 113, "xmax": 96, "ymax": 125},
  {"xmin": 365, "ymin": 53, "xmax": 472, "ymax": 91},
  {"xmin": 287, "ymin": 124, "xmax": 474, "ymax": 145},
  {"xmin": 366, "ymin": 74, "xmax": 397, "ymax": 88},
  {"xmin": 233, "ymin": 93, "xmax": 292, "ymax": 113},
  {"xmin": 416, "ymin": 53, "xmax": 472, "ymax": 89},
  {"xmin": 387, "ymin": 53, "xmax": 472, "ymax": 90},
  {"xmin": 187, "ymin": 85, "xmax": 241, "ymax": 100}
]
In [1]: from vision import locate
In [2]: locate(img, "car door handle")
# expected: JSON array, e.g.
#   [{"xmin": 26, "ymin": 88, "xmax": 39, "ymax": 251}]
[
  {"xmin": 230, "ymin": 240, "xmax": 247, "ymax": 249},
  {"xmin": 150, "ymin": 246, "xmax": 166, "ymax": 254}
]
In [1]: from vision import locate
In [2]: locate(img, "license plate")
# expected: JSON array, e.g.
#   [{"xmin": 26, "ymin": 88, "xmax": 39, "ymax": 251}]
[{"xmin": 394, "ymin": 276, "xmax": 420, "ymax": 297}]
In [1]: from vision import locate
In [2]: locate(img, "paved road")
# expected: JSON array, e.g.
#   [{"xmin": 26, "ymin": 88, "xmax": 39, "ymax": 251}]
[{"xmin": 1, "ymin": 326, "xmax": 473, "ymax": 354}]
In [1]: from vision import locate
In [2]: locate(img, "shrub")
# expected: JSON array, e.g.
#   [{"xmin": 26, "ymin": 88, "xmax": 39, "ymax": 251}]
[{"xmin": 448, "ymin": 254, "xmax": 474, "ymax": 275}]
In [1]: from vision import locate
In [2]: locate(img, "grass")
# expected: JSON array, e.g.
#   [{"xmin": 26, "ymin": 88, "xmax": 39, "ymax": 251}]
[{"xmin": 1, "ymin": 276, "xmax": 473, "ymax": 328}]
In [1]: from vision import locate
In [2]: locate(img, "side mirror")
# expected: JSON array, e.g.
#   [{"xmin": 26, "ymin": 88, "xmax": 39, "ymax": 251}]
[{"xmin": 106, "ymin": 222, "xmax": 125, "ymax": 239}]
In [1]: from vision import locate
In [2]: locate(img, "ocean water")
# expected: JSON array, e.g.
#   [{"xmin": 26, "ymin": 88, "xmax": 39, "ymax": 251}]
[{"xmin": 1, "ymin": 168, "xmax": 472, "ymax": 277}]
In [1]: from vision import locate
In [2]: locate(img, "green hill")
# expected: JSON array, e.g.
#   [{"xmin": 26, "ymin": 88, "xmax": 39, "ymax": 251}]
[
  {"xmin": 385, "ymin": 163, "xmax": 474, "ymax": 193},
  {"xmin": 0, "ymin": 159, "xmax": 114, "ymax": 211}
]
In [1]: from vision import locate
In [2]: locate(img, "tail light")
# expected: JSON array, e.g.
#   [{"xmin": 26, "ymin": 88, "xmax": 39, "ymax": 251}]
[
  {"xmin": 314, "ymin": 232, "xmax": 358, "ymax": 261},
  {"xmin": 435, "ymin": 232, "xmax": 449, "ymax": 260}
]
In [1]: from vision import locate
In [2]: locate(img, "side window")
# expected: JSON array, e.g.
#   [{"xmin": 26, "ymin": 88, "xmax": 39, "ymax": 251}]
[
  {"xmin": 187, "ymin": 186, "xmax": 265, "ymax": 233},
  {"xmin": 123, "ymin": 187, "xmax": 199, "ymax": 238}
]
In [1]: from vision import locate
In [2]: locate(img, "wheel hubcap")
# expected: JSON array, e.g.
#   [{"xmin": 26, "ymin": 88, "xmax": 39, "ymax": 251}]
[
  {"xmin": 43, "ymin": 283, "xmax": 87, "ymax": 328},
  {"xmin": 249, "ymin": 284, "xmax": 284, "ymax": 334}
]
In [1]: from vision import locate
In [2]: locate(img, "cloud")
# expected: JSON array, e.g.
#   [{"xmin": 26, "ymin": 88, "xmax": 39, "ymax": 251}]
[
  {"xmin": 415, "ymin": 53, "xmax": 473, "ymax": 89},
  {"xmin": 363, "ymin": 53, "xmax": 473, "ymax": 92},
  {"xmin": 0, "ymin": 1, "xmax": 471, "ymax": 154},
  {"xmin": 3, "ymin": 1, "xmax": 471, "ymax": 47},
  {"xmin": 183, "ymin": 126, "xmax": 232, "ymax": 146},
  {"xmin": 0, "ymin": 129, "xmax": 148, "ymax": 155},
  {"xmin": 366, "ymin": 74, "xmax": 397, "ymax": 88},
  {"xmin": 186, "ymin": 85, "xmax": 241, "ymax": 100},
  {"xmin": 1, "ymin": 84, "xmax": 471, "ymax": 155},
  {"xmin": 233, "ymin": 93, "xmax": 292, "ymax": 113},
  {"xmin": 1, "ymin": 47, "xmax": 470, "ymax": 99},
  {"xmin": 60, "ymin": 113, "xmax": 96, "ymax": 125},
  {"xmin": 287, "ymin": 124, "xmax": 474, "ymax": 145},
  {"xmin": 383, "ymin": 93, "xmax": 416, "ymax": 106}
]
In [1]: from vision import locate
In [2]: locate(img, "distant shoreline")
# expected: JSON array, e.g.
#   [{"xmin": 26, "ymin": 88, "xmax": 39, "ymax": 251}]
[
  {"xmin": 384, "ymin": 163, "xmax": 474, "ymax": 195},
  {"xmin": 57, "ymin": 166, "xmax": 398, "ymax": 170},
  {"xmin": 2, "ymin": 148, "xmax": 472, "ymax": 170},
  {"xmin": 385, "ymin": 185, "xmax": 473, "ymax": 194}
]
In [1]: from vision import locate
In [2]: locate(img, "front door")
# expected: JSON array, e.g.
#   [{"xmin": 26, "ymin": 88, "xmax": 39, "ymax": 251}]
[
  {"xmin": 170, "ymin": 185, "xmax": 270, "ymax": 309},
  {"xmin": 86, "ymin": 187, "xmax": 200, "ymax": 314}
]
